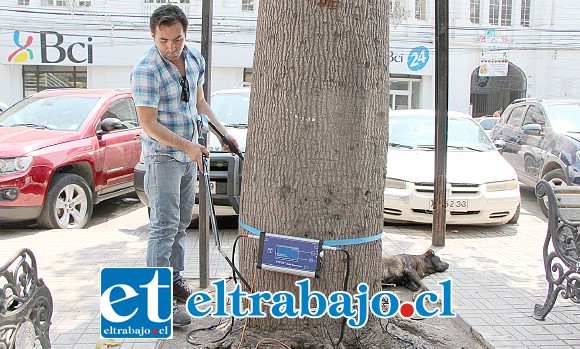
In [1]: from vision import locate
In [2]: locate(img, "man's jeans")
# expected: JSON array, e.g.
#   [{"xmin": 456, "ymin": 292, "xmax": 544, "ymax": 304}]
[{"xmin": 144, "ymin": 155, "xmax": 197, "ymax": 282}]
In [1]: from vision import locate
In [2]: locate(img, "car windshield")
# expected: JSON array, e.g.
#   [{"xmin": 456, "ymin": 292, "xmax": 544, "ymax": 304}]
[
  {"xmin": 548, "ymin": 103, "xmax": 580, "ymax": 133},
  {"xmin": 0, "ymin": 95, "xmax": 99, "ymax": 131},
  {"xmin": 211, "ymin": 91, "xmax": 249, "ymax": 126},
  {"xmin": 389, "ymin": 115, "xmax": 495, "ymax": 151}
]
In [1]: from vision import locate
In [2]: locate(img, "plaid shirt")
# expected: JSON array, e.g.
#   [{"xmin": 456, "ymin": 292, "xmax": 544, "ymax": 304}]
[{"xmin": 130, "ymin": 45, "xmax": 205, "ymax": 162}]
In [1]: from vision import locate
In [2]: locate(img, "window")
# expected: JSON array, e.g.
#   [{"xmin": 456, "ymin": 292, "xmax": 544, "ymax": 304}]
[
  {"xmin": 100, "ymin": 98, "xmax": 139, "ymax": 131},
  {"xmin": 242, "ymin": 0, "xmax": 254, "ymax": 12},
  {"xmin": 243, "ymin": 68, "xmax": 253, "ymax": 84},
  {"xmin": 389, "ymin": 0, "xmax": 409, "ymax": 27},
  {"xmin": 501, "ymin": 0, "xmax": 512, "ymax": 26},
  {"xmin": 415, "ymin": 0, "xmax": 426, "ymax": 20},
  {"xmin": 490, "ymin": 0, "xmax": 512, "ymax": 26},
  {"xmin": 78, "ymin": 1, "xmax": 92, "ymax": 6},
  {"xmin": 40, "ymin": 0, "xmax": 72, "ymax": 6},
  {"xmin": 18, "ymin": 0, "xmax": 30, "ymax": 5},
  {"xmin": 23, "ymin": 65, "xmax": 87, "ymax": 97},
  {"xmin": 521, "ymin": 0, "xmax": 531, "ymax": 27},
  {"xmin": 523, "ymin": 105, "xmax": 545, "ymax": 126},
  {"xmin": 470, "ymin": 0, "xmax": 481, "ymax": 24},
  {"xmin": 41, "ymin": 0, "xmax": 68, "ymax": 5},
  {"xmin": 389, "ymin": 77, "xmax": 421, "ymax": 110},
  {"xmin": 506, "ymin": 105, "xmax": 526, "ymax": 126}
]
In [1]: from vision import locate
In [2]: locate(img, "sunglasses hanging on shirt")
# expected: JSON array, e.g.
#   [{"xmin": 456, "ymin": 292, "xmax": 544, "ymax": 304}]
[{"xmin": 180, "ymin": 76, "xmax": 189, "ymax": 103}]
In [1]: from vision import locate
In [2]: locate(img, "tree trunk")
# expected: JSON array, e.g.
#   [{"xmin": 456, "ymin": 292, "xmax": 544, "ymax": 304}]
[{"xmin": 237, "ymin": 1, "xmax": 390, "ymax": 347}]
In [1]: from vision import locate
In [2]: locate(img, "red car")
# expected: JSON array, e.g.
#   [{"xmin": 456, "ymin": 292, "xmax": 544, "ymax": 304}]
[{"xmin": 0, "ymin": 89, "xmax": 142, "ymax": 229}]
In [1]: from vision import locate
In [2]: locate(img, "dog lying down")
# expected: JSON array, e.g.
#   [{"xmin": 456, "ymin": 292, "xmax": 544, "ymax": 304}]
[{"xmin": 381, "ymin": 249, "xmax": 449, "ymax": 298}]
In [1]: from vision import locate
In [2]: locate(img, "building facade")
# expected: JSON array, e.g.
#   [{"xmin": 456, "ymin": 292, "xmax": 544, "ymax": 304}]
[{"xmin": 0, "ymin": 0, "xmax": 579, "ymax": 117}]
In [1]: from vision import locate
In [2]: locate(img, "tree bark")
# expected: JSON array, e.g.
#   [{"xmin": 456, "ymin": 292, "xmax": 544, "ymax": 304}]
[{"xmin": 237, "ymin": 0, "xmax": 390, "ymax": 347}]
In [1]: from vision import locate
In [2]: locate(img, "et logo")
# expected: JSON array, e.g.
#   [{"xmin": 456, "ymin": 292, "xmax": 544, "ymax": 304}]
[{"xmin": 100, "ymin": 268, "xmax": 173, "ymax": 339}]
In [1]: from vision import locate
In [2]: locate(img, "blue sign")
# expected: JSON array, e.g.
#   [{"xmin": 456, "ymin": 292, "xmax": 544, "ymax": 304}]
[
  {"xmin": 100, "ymin": 268, "xmax": 172, "ymax": 339},
  {"xmin": 407, "ymin": 46, "xmax": 430, "ymax": 71}
]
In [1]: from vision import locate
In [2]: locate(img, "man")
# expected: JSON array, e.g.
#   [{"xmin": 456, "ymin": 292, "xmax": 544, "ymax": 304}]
[{"xmin": 131, "ymin": 4, "xmax": 239, "ymax": 326}]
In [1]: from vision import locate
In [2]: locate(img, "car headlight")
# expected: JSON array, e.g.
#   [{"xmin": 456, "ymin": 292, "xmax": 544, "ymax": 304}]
[
  {"xmin": 0, "ymin": 156, "xmax": 33, "ymax": 175},
  {"xmin": 385, "ymin": 178, "xmax": 407, "ymax": 189},
  {"xmin": 487, "ymin": 179, "xmax": 518, "ymax": 192}
]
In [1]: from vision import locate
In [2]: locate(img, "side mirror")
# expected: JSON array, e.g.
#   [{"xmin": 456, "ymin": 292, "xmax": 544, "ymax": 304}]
[
  {"xmin": 521, "ymin": 123, "xmax": 542, "ymax": 135},
  {"xmin": 100, "ymin": 117, "xmax": 125, "ymax": 132},
  {"xmin": 494, "ymin": 139, "xmax": 505, "ymax": 151}
]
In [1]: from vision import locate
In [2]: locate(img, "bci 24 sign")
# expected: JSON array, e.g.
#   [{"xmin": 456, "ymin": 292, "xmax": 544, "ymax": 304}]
[{"xmin": 5, "ymin": 30, "xmax": 93, "ymax": 65}]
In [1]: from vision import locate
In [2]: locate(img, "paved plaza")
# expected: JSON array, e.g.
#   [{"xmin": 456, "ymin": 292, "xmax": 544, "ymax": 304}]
[{"xmin": 0, "ymin": 186, "xmax": 578, "ymax": 348}]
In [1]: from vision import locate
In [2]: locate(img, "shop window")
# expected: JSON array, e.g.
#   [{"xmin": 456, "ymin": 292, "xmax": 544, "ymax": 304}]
[
  {"xmin": 415, "ymin": 0, "xmax": 426, "ymax": 20},
  {"xmin": 242, "ymin": 0, "xmax": 254, "ymax": 12},
  {"xmin": 521, "ymin": 0, "xmax": 531, "ymax": 27},
  {"xmin": 23, "ymin": 65, "xmax": 87, "ymax": 97},
  {"xmin": 470, "ymin": 0, "xmax": 481, "ymax": 24},
  {"xmin": 243, "ymin": 68, "xmax": 253, "ymax": 84},
  {"xmin": 389, "ymin": 76, "xmax": 421, "ymax": 110}
]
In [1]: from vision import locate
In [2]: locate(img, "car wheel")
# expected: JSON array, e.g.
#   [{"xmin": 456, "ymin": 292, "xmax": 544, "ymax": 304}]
[
  {"xmin": 507, "ymin": 204, "xmax": 520, "ymax": 224},
  {"xmin": 38, "ymin": 173, "xmax": 93, "ymax": 229},
  {"xmin": 538, "ymin": 168, "xmax": 567, "ymax": 218}
]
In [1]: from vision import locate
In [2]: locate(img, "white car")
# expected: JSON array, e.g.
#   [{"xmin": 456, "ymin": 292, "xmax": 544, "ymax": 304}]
[
  {"xmin": 0, "ymin": 102, "xmax": 8, "ymax": 113},
  {"xmin": 384, "ymin": 109, "xmax": 521, "ymax": 225},
  {"xmin": 475, "ymin": 116, "xmax": 500, "ymax": 136}
]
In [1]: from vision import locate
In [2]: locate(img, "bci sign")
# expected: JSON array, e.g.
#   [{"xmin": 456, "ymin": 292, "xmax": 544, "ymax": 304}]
[
  {"xmin": 41, "ymin": 31, "xmax": 94, "ymax": 64},
  {"xmin": 6, "ymin": 30, "xmax": 93, "ymax": 65}
]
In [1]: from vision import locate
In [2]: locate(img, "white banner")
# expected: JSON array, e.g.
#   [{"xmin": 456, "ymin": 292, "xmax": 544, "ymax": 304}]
[
  {"xmin": 479, "ymin": 30, "xmax": 509, "ymax": 77},
  {"xmin": 479, "ymin": 50, "xmax": 509, "ymax": 77}
]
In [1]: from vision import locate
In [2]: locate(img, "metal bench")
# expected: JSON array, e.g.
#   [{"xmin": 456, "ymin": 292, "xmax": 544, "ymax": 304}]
[
  {"xmin": 533, "ymin": 180, "xmax": 580, "ymax": 320},
  {"xmin": 0, "ymin": 248, "xmax": 53, "ymax": 348}
]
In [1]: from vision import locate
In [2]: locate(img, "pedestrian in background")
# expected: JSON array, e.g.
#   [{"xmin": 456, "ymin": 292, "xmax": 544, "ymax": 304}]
[
  {"xmin": 130, "ymin": 4, "xmax": 238, "ymax": 326},
  {"xmin": 493, "ymin": 108, "xmax": 503, "ymax": 118}
]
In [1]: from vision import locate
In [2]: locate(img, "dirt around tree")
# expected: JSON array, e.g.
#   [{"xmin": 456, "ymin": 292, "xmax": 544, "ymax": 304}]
[{"xmin": 160, "ymin": 284, "xmax": 485, "ymax": 349}]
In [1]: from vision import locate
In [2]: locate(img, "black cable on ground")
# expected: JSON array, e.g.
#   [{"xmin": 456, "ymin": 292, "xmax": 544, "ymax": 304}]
[
  {"xmin": 220, "ymin": 244, "xmax": 251, "ymax": 291},
  {"xmin": 186, "ymin": 318, "xmax": 225, "ymax": 346},
  {"xmin": 232, "ymin": 234, "xmax": 244, "ymax": 285},
  {"xmin": 379, "ymin": 318, "xmax": 417, "ymax": 349},
  {"xmin": 328, "ymin": 248, "xmax": 350, "ymax": 349}
]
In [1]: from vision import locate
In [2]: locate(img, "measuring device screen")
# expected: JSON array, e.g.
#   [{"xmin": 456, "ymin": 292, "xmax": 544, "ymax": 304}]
[{"xmin": 257, "ymin": 232, "xmax": 322, "ymax": 278}]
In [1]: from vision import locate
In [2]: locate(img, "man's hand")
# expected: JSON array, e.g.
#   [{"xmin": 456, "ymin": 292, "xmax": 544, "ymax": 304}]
[
  {"xmin": 219, "ymin": 134, "xmax": 240, "ymax": 155},
  {"xmin": 185, "ymin": 142, "xmax": 210, "ymax": 173}
]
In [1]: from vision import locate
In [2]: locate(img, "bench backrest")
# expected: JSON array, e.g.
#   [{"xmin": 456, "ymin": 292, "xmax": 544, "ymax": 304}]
[{"xmin": 551, "ymin": 186, "xmax": 580, "ymax": 222}]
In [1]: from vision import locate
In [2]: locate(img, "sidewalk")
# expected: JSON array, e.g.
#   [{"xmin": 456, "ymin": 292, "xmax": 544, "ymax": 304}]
[
  {"xmin": 383, "ymin": 217, "xmax": 580, "ymax": 348},
  {"xmin": 0, "ymin": 195, "xmax": 578, "ymax": 348}
]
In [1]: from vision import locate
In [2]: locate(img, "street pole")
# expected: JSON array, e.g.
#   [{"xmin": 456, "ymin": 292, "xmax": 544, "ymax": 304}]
[
  {"xmin": 432, "ymin": 0, "xmax": 449, "ymax": 247},
  {"xmin": 199, "ymin": 0, "xmax": 213, "ymax": 288}
]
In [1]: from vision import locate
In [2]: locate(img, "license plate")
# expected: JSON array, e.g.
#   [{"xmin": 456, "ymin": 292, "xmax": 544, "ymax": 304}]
[
  {"xmin": 429, "ymin": 199, "xmax": 468, "ymax": 212},
  {"xmin": 197, "ymin": 180, "xmax": 216, "ymax": 194}
]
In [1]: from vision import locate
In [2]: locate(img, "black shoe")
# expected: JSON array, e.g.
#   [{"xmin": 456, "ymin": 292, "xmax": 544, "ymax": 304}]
[
  {"xmin": 173, "ymin": 278, "xmax": 194, "ymax": 303},
  {"xmin": 173, "ymin": 302, "xmax": 191, "ymax": 327}
]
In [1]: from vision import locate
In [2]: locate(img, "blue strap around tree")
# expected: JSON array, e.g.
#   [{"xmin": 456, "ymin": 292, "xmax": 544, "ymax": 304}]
[{"xmin": 238, "ymin": 219, "xmax": 383, "ymax": 247}]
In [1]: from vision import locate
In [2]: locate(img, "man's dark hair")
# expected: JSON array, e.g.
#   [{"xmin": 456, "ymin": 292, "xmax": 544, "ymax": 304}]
[{"xmin": 150, "ymin": 4, "xmax": 188, "ymax": 34}]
